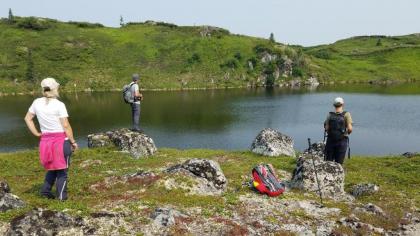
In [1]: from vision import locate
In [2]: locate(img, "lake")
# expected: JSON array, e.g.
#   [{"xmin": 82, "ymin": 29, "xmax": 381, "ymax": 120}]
[{"xmin": 1, "ymin": 83, "xmax": 420, "ymax": 155}]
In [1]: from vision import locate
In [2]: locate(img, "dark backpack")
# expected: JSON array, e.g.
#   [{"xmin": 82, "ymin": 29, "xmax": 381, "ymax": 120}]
[
  {"xmin": 122, "ymin": 82, "xmax": 135, "ymax": 104},
  {"xmin": 327, "ymin": 112, "xmax": 347, "ymax": 141},
  {"xmin": 252, "ymin": 164, "xmax": 285, "ymax": 197}
]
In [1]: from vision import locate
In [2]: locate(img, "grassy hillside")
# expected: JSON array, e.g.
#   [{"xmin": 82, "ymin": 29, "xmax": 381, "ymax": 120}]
[
  {"xmin": 0, "ymin": 16, "xmax": 419, "ymax": 93},
  {"xmin": 304, "ymin": 34, "xmax": 420, "ymax": 83},
  {"xmin": 0, "ymin": 17, "xmax": 309, "ymax": 93},
  {"xmin": 0, "ymin": 148, "xmax": 419, "ymax": 234}
]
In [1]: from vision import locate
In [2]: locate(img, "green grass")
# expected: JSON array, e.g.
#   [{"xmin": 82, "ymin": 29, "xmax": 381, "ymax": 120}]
[
  {"xmin": 1, "ymin": 17, "xmax": 419, "ymax": 93},
  {"xmin": 304, "ymin": 35, "xmax": 420, "ymax": 83},
  {"xmin": 0, "ymin": 147, "xmax": 419, "ymax": 231}
]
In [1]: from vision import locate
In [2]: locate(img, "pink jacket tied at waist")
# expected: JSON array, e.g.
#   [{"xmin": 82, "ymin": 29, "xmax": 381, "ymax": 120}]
[{"xmin": 39, "ymin": 132, "xmax": 67, "ymax": 170}]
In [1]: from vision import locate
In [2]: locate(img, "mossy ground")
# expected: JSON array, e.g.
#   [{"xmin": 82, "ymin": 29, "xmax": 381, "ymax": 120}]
[{"xmin": 0, "ymin": 148, "xmax": 419, "ymax": 232}]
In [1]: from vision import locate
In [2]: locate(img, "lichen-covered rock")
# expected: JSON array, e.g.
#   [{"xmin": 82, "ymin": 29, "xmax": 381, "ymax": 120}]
[
  {"xmin": 339, "ymin": 214, "xmax": 385, "ymax": 235},
  {"xmin": 351, "ymin": 183, "xmax": 379, "ymax": 197},
  {"xmin": 87, "ymin": 133, "xmax": 113, "ymax": 148},
  {"xmin": 165, "ymin": 159, "xmax": 227, "ymax": 195},
  {"xmin": 150, "ymin": 208, "xmax": 186, "ymax": 227},
  {"xmin": 251, "ymin": 128, "xmax": 295, "ymax": 157},
  {"xmin": 354, "ymin": 203, "xmax": 386, "ymax": 217},
  {"xmin": 0, "ymin": 181, "xmax": 25, "ymax": 212},
  {"xmin": 6, "ymin": 208, "xmax": 94, "ymax": 236},
  {"xmin": 290, "ymin": 146, "xmax": 347, "ymax": 200},
  {"xmin": 87, "ymin": 128, "xmax": 157, "ymax": 158}
]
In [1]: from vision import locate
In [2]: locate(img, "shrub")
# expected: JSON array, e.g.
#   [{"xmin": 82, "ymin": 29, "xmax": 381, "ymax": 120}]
[
  {"xmin": 254, "ymin": 44, "xmax": 272, "ymax": 54},
  {"xmin": 68, "ymin": 21, "xmax": 104, "ymax": 28},
  {"xmin": 187, "ymin": 53, "xmax": 201, "ymax": 64},
  {"xmin": 292, "ymin": 67, "xmax": 303, "ymax": 77},
  {"xmin": 220, "ymin": 59, "xmax": 238, "ymax": 69},
  {"xmin": 234, "ymin": 52, "xmax": 242, "ymax": 61},
  {"xmin": 312, "ymin": 49, "xmax": 332, "ymax": 59},
  {"xmin": 17, "ymin": 17, "xmax": 52, "ymax": 30}
]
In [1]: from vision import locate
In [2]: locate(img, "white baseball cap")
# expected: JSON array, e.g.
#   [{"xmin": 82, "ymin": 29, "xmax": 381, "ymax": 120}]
[
  {"xmin": 40, "ymin": 77, "xmax": 60, "ymax": 90},
  {"xmin": 334, "ymin": 97, "xmax": 344, "ymax": 106}
]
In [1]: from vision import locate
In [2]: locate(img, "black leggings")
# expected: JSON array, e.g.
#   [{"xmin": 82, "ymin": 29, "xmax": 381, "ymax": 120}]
[{"xmin": 325, "ymin": 138, "xmax": 348, "ymax": 165}]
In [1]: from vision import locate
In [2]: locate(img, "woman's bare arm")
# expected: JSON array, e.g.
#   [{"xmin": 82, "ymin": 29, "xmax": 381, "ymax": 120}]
[
  {"xmin": 24, "ymin": 112, "xmax": 41, "ymax": 137},
  {"xmin": 60, "ymin": 117, "xmax": 78, "ymax": 149}
]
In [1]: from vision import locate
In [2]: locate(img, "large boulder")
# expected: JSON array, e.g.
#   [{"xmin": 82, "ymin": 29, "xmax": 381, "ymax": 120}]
[
  {"xmin": 6, "ymin": 208, "xmax": 94, "ymax": 236},
  {"xmin": 88, "ymin": 128, "xmax": 157, "ymax": 158},
  {"xmin": 165, "ymin": 159, "xmax": 228, "ymax": 195},
  {"xmin": 251, "ymin": 128, "xmax": 295, "ymax": 157},
  {"xmin": 290, "ymin": 142, "xmax": 347, "ymax": 199},
  {"xmin": 0, "ymin": 181, "xmax": 25, "ymax": 212}
]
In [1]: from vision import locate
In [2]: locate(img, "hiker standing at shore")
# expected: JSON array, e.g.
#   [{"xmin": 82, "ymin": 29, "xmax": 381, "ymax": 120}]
[
  {"xmin": 123, "ymin": 74, "xmax": 143, "ymax": 132},
  {"xmin": 324, "ymin": 97, "xmax": 353, "ymax": 165},
  {"xmin": 24, "ymin": 78, "xmax": 77, "ymax": 201}
]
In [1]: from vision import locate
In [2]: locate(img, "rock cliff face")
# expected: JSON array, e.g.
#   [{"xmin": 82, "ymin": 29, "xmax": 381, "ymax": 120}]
[
  {"xmin": 87, "ymin": 128, "xmax": 157, "ymax": 158},
  {"xmin": 251, "ymin": 128, "xmax": 295, "ymax": 157}
]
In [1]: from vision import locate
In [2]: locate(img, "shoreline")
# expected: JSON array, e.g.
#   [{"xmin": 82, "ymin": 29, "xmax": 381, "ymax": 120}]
[{"xmin": 0, "ymin": 78, "xmax": 418, "ymax": 97}]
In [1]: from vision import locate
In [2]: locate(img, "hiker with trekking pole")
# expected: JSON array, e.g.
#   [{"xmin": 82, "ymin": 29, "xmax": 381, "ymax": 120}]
[{"xmin": 323, "ymin": 97, "xmax": 353, "ymax": 165}]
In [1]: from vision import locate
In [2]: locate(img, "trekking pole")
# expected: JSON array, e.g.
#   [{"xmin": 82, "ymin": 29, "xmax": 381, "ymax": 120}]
[
  {"xmin": 347, "ymin": 137, "xmax": 351, "ymax": 159},
  {"xmin": 323, "ymin": 130, "xmax": 327, "ymax": 161},
  {"xmin": 308, "ymin": 138, "xmax": 324, "ymax": 206}
]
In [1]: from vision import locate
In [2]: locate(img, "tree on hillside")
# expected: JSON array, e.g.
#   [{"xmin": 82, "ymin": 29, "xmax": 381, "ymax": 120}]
[
  {"xmin": 269, "ymin": 33, "xmax": 275, "ymax": 43},
  {"xmin": 120, "ymin": 15, "xmax": 125, "ymax": 27},
  {"xmin": 26, "ymin": 49, "xmax": 36, "ymax": 84},
  {"xmin": 376, "ymin": 38, "xmax": 383, "ymax": 46},
  {"xmin": 8, "ymin": 8, "xmax": 15, "ymax": 24}
]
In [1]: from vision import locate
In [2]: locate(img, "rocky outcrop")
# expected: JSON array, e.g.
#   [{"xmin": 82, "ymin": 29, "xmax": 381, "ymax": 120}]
[
  {"xmin": 164, "ymin": 159, "xmax": 227, "ymax": 195},
  {"xmin": 88, "ymin": 128, "xmax": 157, "ymax": 158},
  {"xmin": 351, "ymin": 183, "xmax": 379, "ymax": 197},
  {"xmin": 0, "ymin": 181, "xmax": 25, "ymax": 212},
  {"xmin": 290, "ymin": 142, "xmax": 349, "ymax": 200},
  {"xmin": 251, "ymin": 128, "xmax": 295, "ymax": 157},
  {"xmin": 402, "ymin": 152, "xmax": 419, "ymax": 158},
  {"xmin": 6, "ymin": 208, "xmax": 94, "ymax": 236}
]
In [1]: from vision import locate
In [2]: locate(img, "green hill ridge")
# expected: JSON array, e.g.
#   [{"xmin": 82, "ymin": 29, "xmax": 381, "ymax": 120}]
[{"xmin": 0, "ymin": 16, "xmax": 419, "ymax": 93}]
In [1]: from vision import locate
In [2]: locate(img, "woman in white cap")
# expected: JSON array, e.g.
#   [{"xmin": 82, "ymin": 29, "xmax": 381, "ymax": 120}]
[
  {"xmin": 24, "ymin": 78, "xmax": 77, "ymax": 200},
  {"xmin": 324, "ymin": 97, "xmax": 353, "ymax": 165}
]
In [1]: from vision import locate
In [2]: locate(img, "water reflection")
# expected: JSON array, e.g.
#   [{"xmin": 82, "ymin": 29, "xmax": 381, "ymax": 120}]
[{"xmin": 1, "ymin": 83, "xmax": 420, "ymax": 154}]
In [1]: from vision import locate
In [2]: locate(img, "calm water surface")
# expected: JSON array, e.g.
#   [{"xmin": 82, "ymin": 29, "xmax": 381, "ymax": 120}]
[{"xmin": 1, "ymin": 84, "xmax": 420, "ymax": 155}]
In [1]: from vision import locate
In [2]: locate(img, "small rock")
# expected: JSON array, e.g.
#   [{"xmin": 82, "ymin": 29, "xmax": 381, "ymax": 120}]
[
  {"xmin": 6, "ymin": 208, "xmax": 94, "ymax": 236},
  {"xmin": 87, "ymin": 133, "xmax": 113, "ymax": 148},
  {"xmin": 354, "ymin": 203, "xmax": 386, "ymax": 217},
  {"xmin": 0, "ymin": 181, "xmax": 25, "ymax": 212},
  {"xmin": 251, "ymin": 128, "xmax": 295, "ymax": 157},
  {"xmin": 165, "ymin": 159, "xmax": 227, "ymax": 195},
  {"xmin": 150, "ymin": 208, "xmax": 186, "ymax": 227},
  {"xmin": 351, "ymin": 183, "xmax": 379, "ymax": 197}
]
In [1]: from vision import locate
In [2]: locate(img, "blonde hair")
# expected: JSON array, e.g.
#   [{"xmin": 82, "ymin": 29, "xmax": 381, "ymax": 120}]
[{"xmin": 42, "ymin": 87, "xmax": 60, "ymax": 104}]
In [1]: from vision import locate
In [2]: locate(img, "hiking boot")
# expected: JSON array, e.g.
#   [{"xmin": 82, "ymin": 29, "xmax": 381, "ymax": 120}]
[{"xmin": 40, "ymin": 192, "xmax": 55, "ymax": 199}]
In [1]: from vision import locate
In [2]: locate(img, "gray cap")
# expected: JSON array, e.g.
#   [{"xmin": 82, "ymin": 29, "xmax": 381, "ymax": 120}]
[
  {"xmin": 334, "ymin": 97, "xmax": 344, "ymax": 106},
  {"xmin": 132, "ymin": 74, "xmax": 140, "ymax": 81}
]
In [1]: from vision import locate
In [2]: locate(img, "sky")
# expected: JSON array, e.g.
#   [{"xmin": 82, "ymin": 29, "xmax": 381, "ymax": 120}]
[{"xmin": 1, "ymin": 0, "xmax": 419, "ymax": 46}]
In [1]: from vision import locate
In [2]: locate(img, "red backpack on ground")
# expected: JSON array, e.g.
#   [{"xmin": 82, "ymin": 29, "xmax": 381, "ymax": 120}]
[{"xmin": 252, "ymin": 164, "xmax": 285, "ymax": 197}]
